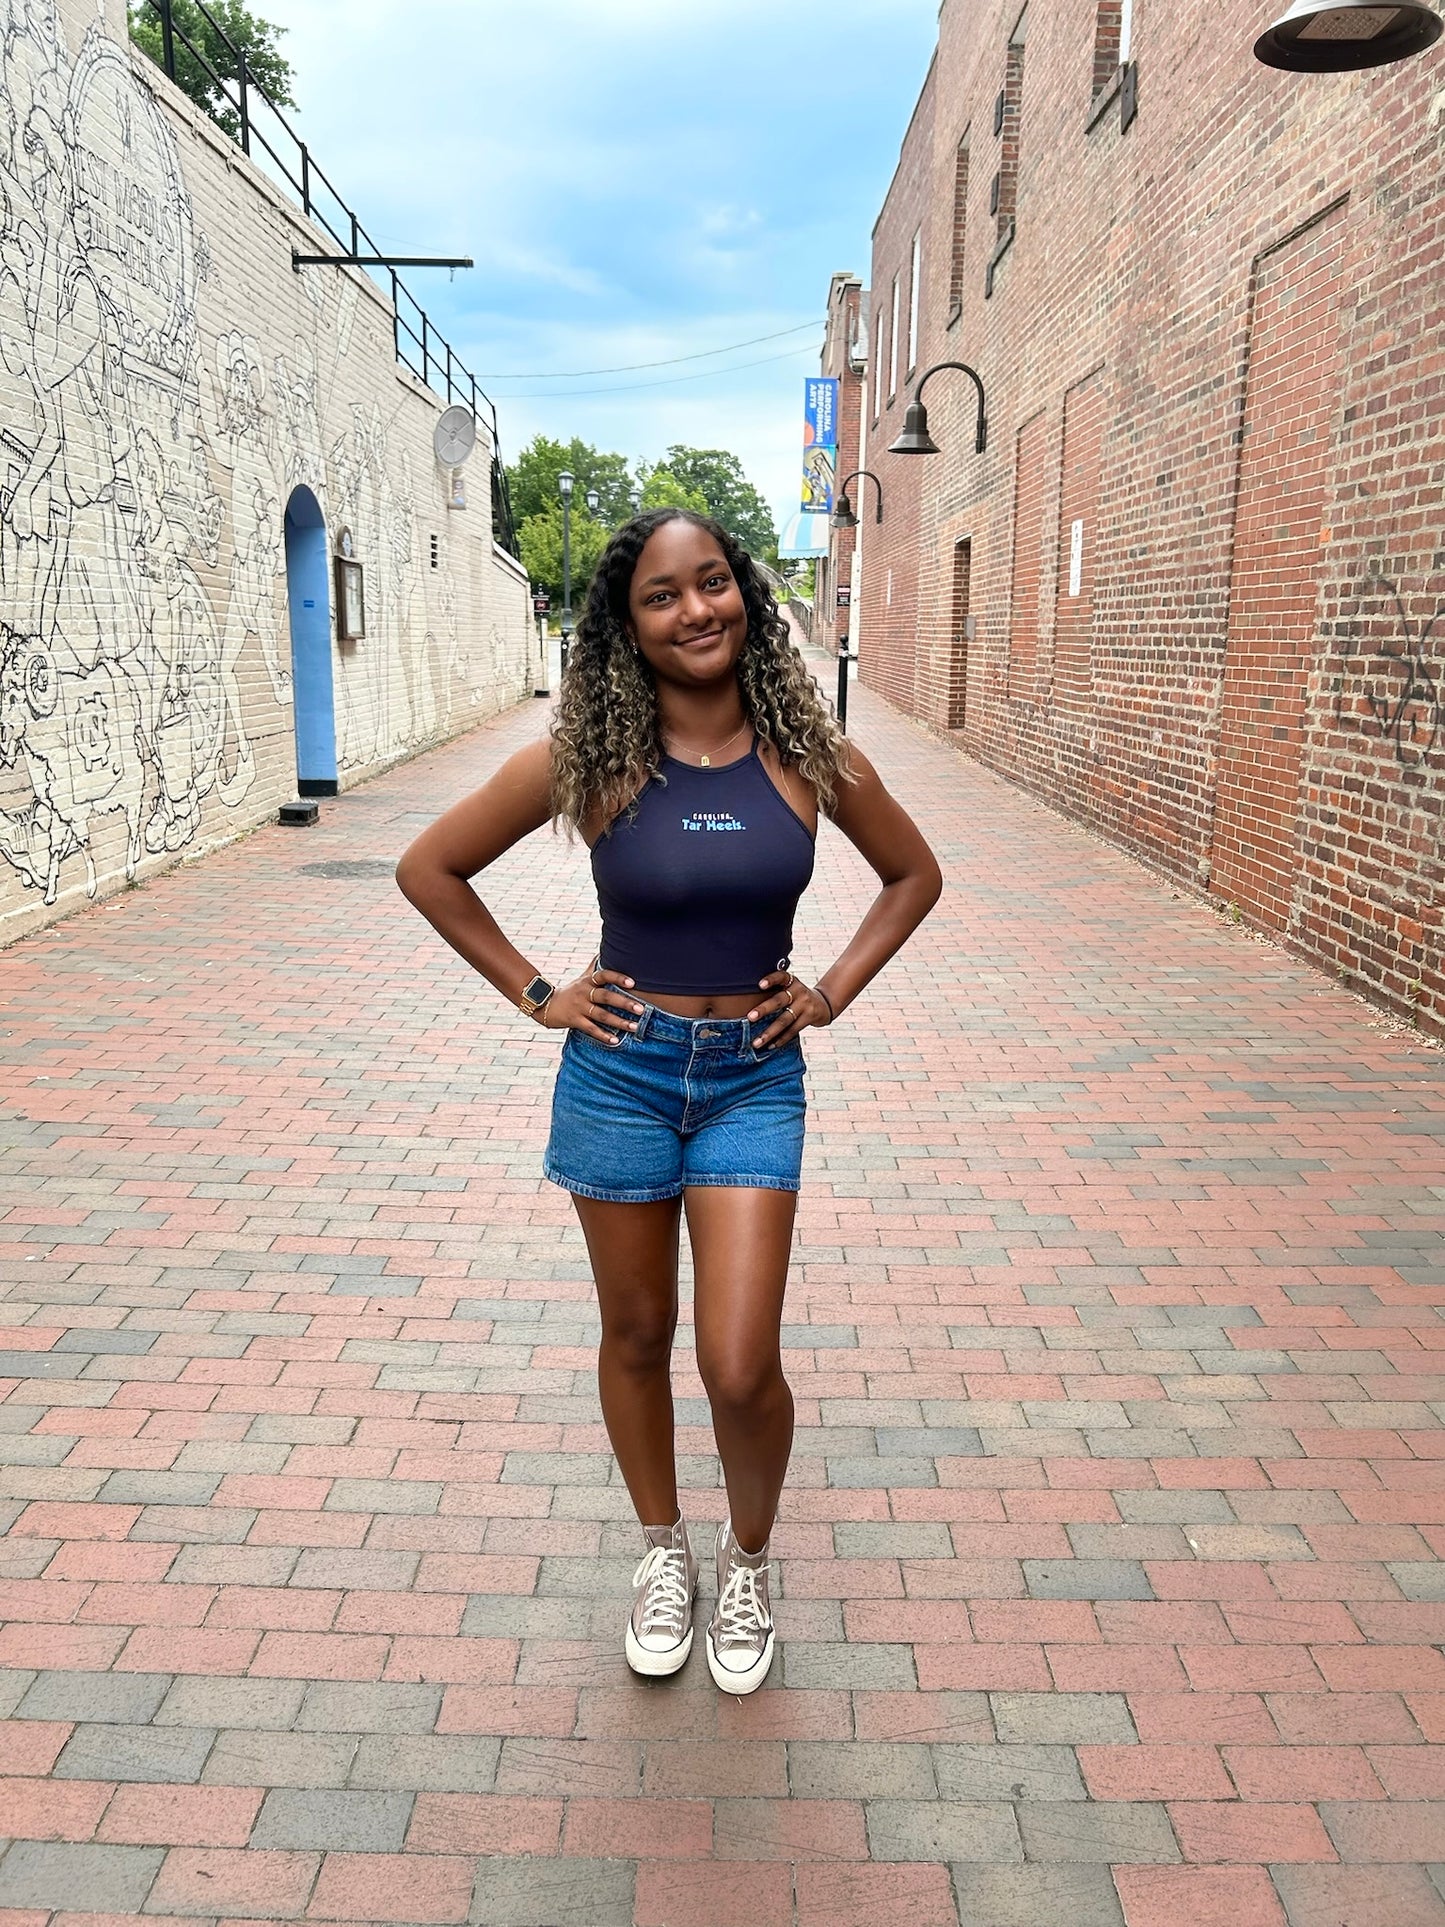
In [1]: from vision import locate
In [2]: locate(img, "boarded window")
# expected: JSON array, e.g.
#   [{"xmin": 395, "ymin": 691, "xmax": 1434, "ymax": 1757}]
[
  {"xmin": 907, "ymin": 228, "xmax": 922, "ymax": 373},
  {"xmin": 1091, "ymin": 0, "xmax": 1133, "ymax": 96},
  {"xmin": 888, "ymin": 274, "xmax": 901, "ymax": 398},
  {"xmin": 948, "ymin": 135, "xmax": 970, "ymax": 320}
]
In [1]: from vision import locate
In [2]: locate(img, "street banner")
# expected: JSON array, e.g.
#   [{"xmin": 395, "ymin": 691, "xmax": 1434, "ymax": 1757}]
[{"xmin": 801, "ymin": 377, "xmax": 839, "ymax": 514}]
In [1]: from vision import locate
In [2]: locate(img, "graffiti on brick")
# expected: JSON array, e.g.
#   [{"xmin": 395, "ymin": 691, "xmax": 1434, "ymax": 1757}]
[
  {"xmin": 1334, "ymin": 574, "xmax": 1443, "ymax": 769},
  {"xmin": 0, "ymin": 3, "xmax": 456, "ymax": 910}
]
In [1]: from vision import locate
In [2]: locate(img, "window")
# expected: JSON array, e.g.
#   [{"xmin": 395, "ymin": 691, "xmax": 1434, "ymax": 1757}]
[
  {"xmin": 888, "ymin": 274, "xmax": 900, "ymax": 399},
  {"xmin": 1091, "ymin": 0, "xmax": 1133, "ymax": 96},
  {"xmin": 948, "ymin": 134, "xmax": 971, "ymax": 321},
  {"xmin": 998, "ymin": 7, "xmax": 1027, "ymax": 239},
  {"xmin": 906, "ymin": 230, "xmax": 922, "ymax": 374},
  {"xmin": 987, "ymin": 6, "xmax": 1027, "ymax": 294}
]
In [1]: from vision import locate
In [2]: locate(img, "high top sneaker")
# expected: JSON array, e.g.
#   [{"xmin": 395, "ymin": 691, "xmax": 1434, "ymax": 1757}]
[
  {"xmin": 624, "ymin": 1515, "xmax": 699, "ymax": 1677},
  {"xmin": 706, "ymin": 1518, "xmax": 775, "ymax": 1695}
]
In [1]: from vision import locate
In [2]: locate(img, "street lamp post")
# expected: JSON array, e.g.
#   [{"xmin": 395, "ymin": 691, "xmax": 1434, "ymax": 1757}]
[
  {"xmin": 828, "ymin": 473, "xmax": 885, "ymax": 734},
  {"xmin": 586, "ymin": 487, "xmax": 600, "ymax": 516},
  {"xmin": 558, "ymin": 469, "xmax": 574, "ymax": 674}
]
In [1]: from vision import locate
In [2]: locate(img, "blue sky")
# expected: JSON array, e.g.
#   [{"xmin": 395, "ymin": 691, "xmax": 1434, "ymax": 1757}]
[{"xmin": 275, "ymin": 2, "xmax": 938, "ymax": 534}]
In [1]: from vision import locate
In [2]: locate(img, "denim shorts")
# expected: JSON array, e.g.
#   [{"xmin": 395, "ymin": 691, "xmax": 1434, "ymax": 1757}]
[{"xmin": 543, "ymin": 1002, "xmax": 806, "ymax": 1204}]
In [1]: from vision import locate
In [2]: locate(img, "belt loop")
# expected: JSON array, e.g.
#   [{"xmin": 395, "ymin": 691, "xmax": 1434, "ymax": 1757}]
[{"xmin": 633, "ymin": 1001, "xmax": 654, "ymax": 1040}]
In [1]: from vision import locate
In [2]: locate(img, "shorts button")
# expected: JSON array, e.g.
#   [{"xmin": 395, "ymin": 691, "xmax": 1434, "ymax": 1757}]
[{"xmin": 699, "ymin": 1028, "xmax": 718, "ymax": 1038}]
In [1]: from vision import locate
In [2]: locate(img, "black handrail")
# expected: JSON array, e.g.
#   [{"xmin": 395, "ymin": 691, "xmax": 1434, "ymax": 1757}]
[{"xmin": 138, "ymin": 0, "xmax": 517, "ymax": 555}]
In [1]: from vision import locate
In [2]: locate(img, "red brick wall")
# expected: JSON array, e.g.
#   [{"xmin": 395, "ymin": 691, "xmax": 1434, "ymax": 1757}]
[
  {"xmin": 1007, "ymin": 411, "xmax": 1049, "ymax": 699},
  {"xmin": 1055, "ymin": 367, "xmax": 1104, "ymax": 713},
  {"xmin": 1211, "ymin": 207, "xmax": 1347, "ymax": 930},
  {"xmin": 857, "ymin": 0, "xmax": 1444, "ymax": 1038}
]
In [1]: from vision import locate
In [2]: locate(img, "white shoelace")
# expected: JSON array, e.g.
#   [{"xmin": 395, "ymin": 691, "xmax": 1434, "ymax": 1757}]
[
  {"xmin": 632, "ymin": 1544, "xmax": 690, "ymax": 1638},
  {"xmin": 714, "ymin": 1560, "xmax": 772, "ymax": 1649}
]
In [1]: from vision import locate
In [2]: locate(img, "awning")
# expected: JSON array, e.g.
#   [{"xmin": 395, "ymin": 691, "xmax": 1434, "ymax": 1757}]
[{"xmin": 777, "ymin": 510, "xmax": 832, "ymax": 559}]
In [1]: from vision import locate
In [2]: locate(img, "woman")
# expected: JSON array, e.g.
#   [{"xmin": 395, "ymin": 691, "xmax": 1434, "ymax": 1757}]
[{"xmin": 396, "ymin": 509, "xmax": 940, "ymax": 1695}]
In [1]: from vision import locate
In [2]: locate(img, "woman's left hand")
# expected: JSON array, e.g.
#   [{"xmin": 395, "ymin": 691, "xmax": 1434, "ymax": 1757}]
[{"xmin": 746, "ymin": 970, "xmax": 832, "ymax": 1050}]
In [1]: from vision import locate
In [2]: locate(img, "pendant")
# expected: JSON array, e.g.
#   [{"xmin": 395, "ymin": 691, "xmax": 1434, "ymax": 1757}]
[{"xmin": 699, "ymin": 755, "xmax": 711, "ymax": 766}]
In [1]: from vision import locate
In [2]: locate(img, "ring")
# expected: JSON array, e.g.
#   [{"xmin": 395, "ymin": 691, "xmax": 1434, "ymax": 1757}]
[
  {"xmin": 783, "ymin": 990, "xmax": 794, "ymax": 1008},
  {"xmin": 590, "ymin": 969, "xmax": 604, "ymax": 987}
]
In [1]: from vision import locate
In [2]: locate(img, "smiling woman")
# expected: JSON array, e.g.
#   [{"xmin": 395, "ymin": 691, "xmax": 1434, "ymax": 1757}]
[{"xmin": 395, "ymin": 509, "xmax": 941, "ymax": 1696}]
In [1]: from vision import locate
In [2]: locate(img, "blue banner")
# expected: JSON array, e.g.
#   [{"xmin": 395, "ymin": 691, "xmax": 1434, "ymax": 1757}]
[{"xmin": 801, "ymin": 377, "xmax": 839, "ymax": 514}]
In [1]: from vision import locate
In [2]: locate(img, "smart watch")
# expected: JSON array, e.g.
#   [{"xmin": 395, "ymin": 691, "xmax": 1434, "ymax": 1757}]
[{"xmin": 518, "ymin": 974, "xmax": 556, "ymax": 1021}]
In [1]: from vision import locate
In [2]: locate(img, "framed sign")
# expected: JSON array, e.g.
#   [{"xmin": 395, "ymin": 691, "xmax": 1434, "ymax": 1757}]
[{"xmin": 335, "ymin": 558, "xmax": 365, "ymax": 641}]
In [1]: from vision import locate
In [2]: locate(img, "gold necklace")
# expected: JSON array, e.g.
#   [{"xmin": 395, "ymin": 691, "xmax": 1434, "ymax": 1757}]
[{"xmin": 667, "ymin": 718, "xmax": 750, "ymax": 767}]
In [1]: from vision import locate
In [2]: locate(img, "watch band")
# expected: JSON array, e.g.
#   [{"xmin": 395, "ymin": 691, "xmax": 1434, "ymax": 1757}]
[{"xmin": 518, "ymin": 974, "xmax": 555, "ymax": 1021}]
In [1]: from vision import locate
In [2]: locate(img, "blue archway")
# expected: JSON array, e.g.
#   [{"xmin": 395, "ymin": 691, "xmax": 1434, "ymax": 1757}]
[{"xmin": 284, "ymin": 487, "xmax": 338, "ymax": 795}]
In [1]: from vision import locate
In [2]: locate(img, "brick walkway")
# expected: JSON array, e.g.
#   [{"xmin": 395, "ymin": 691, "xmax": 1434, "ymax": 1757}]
[{"xmin": 1, "ymin": 676, "xmax": 1443, "ymax": 1927}]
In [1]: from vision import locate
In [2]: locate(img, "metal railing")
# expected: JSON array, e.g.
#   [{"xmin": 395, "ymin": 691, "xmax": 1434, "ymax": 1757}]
[{"xmin": 137, "ymin": 0, "xmax": 518, "ymax": 554}]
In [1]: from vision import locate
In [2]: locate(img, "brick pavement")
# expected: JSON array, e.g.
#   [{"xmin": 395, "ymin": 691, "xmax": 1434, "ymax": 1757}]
[{"xmin": 0, "ymin": 673, "xmax": 1442, "ymax": 1927}]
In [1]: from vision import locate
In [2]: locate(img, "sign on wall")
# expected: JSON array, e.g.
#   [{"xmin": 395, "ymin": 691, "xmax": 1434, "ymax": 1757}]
[{"xmin": 801, "ymin": 378, "xmax": 839, "ymax": 514}]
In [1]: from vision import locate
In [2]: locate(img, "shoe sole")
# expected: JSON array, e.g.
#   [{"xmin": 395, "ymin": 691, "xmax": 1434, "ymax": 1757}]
[
  {"xmin": 625, "ymin": 1622, "xmax": 694, "ymax": 1677},
  {"xmin": 706, "ymin": 1626, "xmax": 775, "ymax": 1695}
]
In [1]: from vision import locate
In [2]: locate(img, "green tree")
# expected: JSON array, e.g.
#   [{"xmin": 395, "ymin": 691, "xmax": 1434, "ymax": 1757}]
[
  {"xmin": 128, "ymin": 1, "xmax": 297, "ymax": 138},
  {"xmin": 638, "ymin": 466, "xmax": 709, "ymax": 516},
  {"xmin": 517, "ymin": 503, "xmax": 608, "ymax": 616},
  {"xmin": 507, "ymin": 436, "xmax": 635, "ymax": 529},
  {"xmin": 661, "ymin": 446, "xmax": 778, "ymax": 562}
]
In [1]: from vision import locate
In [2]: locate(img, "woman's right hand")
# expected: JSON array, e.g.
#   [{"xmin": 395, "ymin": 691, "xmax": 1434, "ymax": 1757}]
[{"xmin": 543, "ymin": 965, "xmax": 644, "ymax": 1046}]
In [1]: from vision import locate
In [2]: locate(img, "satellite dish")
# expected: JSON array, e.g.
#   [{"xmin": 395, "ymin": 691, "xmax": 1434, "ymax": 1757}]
[{"xmin": 433, "ymin": 405, "xmax": 477, "ymax": 467}]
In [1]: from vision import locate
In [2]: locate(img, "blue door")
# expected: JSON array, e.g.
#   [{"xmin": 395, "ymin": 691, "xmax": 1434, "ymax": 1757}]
[{"xmin": 284, "ymin": 487, "xmax": 338, "ymax": 795}]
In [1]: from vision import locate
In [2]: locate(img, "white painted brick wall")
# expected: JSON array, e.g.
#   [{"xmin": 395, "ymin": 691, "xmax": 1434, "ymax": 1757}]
[{"xmin": 0, "ymin": 0, "xmax": 533, "ymax": 942}]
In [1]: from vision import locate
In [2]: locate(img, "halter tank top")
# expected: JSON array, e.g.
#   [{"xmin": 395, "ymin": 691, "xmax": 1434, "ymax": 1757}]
[{"xmin": 591, "ymin": 737, "xmax": 816, "ymax": 995}]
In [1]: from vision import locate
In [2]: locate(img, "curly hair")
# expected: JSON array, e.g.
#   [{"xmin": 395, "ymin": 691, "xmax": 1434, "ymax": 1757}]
[{"xmin": 549, "ymin": 509, "xmax": 852, "ymax": 831}]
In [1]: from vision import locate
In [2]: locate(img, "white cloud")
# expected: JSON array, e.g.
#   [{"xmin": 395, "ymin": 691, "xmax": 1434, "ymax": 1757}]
[{"xmin": 271, "ymin": 1, "xmax": 937, "ymax": 517}]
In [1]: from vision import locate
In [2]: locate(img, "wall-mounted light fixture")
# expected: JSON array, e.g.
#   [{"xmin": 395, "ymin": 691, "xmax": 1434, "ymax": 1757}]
[
  {"xmin": 831, "ymin": 471, "xmax": 885, "ymax": 528},
  {"xmin": 1254, "ymin": 0, "xmax": 1441, "ymax": 68},
  {"xmin": 888, "ymin": 361, "xmax": 989, "ymax": 458}
]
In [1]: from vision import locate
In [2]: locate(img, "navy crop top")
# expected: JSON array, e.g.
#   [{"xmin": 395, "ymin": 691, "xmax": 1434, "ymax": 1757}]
[{"xmin": 591, "ymin": 738, "xmax": 816, "ymax": 995}]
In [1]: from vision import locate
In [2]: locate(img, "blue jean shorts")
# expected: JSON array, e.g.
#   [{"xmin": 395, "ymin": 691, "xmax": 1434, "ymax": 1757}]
[{"xmin": 544, "ymin": 1002, "xmax": 806, "ymax": 1204}]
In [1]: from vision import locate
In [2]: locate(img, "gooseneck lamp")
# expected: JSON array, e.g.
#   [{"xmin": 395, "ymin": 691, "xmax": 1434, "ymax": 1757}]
[
  {"xmin": 888, "ymin": 361, "xmax": 989, "ymax": 458},
  {"xmin": 1254, "ymin": 0, "xmax": 1442, "ymax": 68},
  {"xmin": 558, "ymin": 470, "xmax": 575, "ymax": 670},
  {"xmin": 831, "ymin": 471, "xmax": 885, "ymax": 529}
]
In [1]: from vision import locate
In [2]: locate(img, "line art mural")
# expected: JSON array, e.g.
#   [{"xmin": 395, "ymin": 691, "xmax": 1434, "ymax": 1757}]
[{"xmin": 0, "ymin": 0, "xmax": 529, "ymax": 933}]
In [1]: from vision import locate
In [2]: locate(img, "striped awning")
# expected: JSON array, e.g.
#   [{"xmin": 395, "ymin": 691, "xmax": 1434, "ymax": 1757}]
[{"xmin": 777, "ymin": 510, "xmax": 832, "ymax": 559}]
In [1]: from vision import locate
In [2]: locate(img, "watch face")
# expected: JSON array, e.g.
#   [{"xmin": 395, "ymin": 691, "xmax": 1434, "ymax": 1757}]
[{"xmin": 523, "ymin": 975, "xmax": 553, "ymax": 1003}]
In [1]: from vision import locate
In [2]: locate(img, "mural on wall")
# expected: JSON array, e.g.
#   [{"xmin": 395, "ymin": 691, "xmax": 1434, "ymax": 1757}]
[{"xmin": 0, "ymin": 4, "xmax": 481, "ymax": 914}]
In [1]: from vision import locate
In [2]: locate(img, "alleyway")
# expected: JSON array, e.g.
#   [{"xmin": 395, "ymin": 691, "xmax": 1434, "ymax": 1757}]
[{"xmin": 1, "ymin": 680, "xmax": 1442, "ymax": 1927}]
